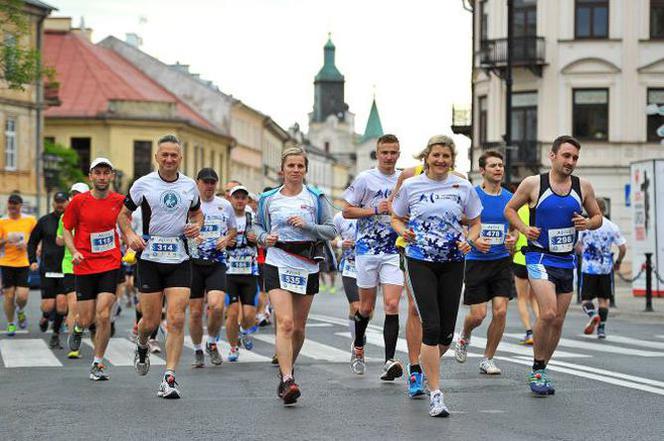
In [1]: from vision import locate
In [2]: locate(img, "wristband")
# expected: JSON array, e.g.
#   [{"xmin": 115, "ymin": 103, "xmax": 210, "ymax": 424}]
[{"xmin": 374, "ymin": 206, "xmax": 379, "ymax": 215}]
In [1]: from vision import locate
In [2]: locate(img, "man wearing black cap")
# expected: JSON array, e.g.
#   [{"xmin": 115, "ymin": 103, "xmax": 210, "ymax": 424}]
[{"xmin": 28, "ymin": 191, "xmax": 70, "ymax": 348}]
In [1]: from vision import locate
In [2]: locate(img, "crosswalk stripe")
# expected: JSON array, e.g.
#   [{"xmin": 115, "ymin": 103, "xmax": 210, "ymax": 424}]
[
  {"xmin": 504, "ymin": 333, "xmax": 664, "ymax": 357},
  {"xmin": 183, "ymin": 336, "xmax": 272, "ymax": 363},
  {"xmin": 254, "ymin": 334, "xmax": 351, "ymax": 362},
  {"xmin": 82, "ymin": 338, "xmax": 166, "ymax": 366},
  {"xmin": 0, "ymin": 330, "xmax": 29, "ymax": 335},
  {"xmin": 473, "ymin": 335, "xmax": 591, "ymax": 359},
  {"xmin": 0, "ymin": 339, "xmax": 62, "ymax": 368},
  {"xmin": 577, "ymin": 334, "xmax": 664, "ymax": 351},
  {"xmin": 309, "ymin": 313, "xmax": 383, "ymax": 332}
]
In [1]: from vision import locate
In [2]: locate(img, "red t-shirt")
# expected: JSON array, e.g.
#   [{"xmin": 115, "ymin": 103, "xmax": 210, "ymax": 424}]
[{"xmin": 62, "ymin": 191, "xmax": 125, "ymax": 275}]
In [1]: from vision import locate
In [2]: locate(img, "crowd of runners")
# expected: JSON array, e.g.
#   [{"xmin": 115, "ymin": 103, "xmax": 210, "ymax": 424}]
[{"xmin": 0, "ymin": 132, "xmax": 628, "ymax": 416}]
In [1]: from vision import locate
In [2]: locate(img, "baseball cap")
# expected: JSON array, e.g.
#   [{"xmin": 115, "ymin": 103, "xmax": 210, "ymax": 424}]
[
  {"xmin": 7, "ymin": 194, "xmax": 23, "ymax": 204},
  {"xmin": 196, "ymin": 168, "xmax": 219, "ymax": 182},
  {"xmin": 229, "ymin": 185, "xmax": 249, "ymax": 196},
  {"xmin": 70, "ymin": 182, "xmax": 90, "ymax": 194},
  {"xmin": 53, "ymin": 191, "xmax": 68, "ymax": 202},
  {"xmin": 89, "ymin": 157, "xmax": 114, "ymax": 171},
  {"xmin": 426, "ymin": 135, "xmax": 455, "ymax": 148}
]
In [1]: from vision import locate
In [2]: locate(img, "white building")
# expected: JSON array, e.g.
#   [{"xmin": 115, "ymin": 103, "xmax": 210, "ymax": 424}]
[{"xmin": 464, "ymin": 0, "xmax": 664, "ymax": 264}]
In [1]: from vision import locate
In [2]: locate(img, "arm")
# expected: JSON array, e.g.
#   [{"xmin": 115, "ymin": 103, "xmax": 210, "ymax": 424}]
[
  {"xmin": 62, "ymin": 227, "xmax": 83, "ymax": 265},
  {"xmin": 301, "ymin": 196, "xmax": 337, "ymax": 241},
  {"xmin": 250, "ymin": 198, "xmax": 277, "ymax": 247},
  {"xmin": 614, "ymin": 244, "xmax": 626, "ymax": 270},
  {"xmin": 27, "ymin": 219, "xmax": 43, "ymax": 267},
  {"xmin": 387, "ymin": 167, "xmax": 416, "ymax": 205},
  {"xmin": 459, "ymin": 216, "xmax": 482, "ymax": 254},
  {"xmin": 342, "ymin": 175, "xmax": 384, "ymax": 219},
  {"xmin": 118, "ymin": 206, "xmax": 145, "ymax": 251},
  {"xmin": 504, "ymin": 176, "xmax": 540, "ymax": 240},
  {"xmin": 184, "ymin": 208, "xmax": 204, "ymax": 238},
  {"xmin": 576, "ymin": 179, "xmax": 603, "ymax": 231}
]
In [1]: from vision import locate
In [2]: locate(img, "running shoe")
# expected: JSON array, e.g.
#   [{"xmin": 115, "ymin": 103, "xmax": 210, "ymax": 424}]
[
  {"xmin": 89, "ymin": 362, "xmax": 110, "ymax": 381},
  {"xmin": 67, "ymin": 350, "xmax": 82, "ymax": 359},
  {"xmin": 257, "ymin": 313, "xmax": 270, "ymax": 327},
  {"xmin": 329, "ymin": 286, "xmax": 337, "ymax": 295},
  {"xmin": 454, "ymin": 337, "xmax": 469, "ymax": 363},
  {"xmin": 49, "ymin": 333, "xmax": 62, "ymax": 349},
  {"xmin": 380, "ymin": 359, "xmax": 404, "ymax": 381},
  {"xmin": 68, "ymin": 326, "xmax": 83, "ymax": 352},
  {"xmin": 479, "ymin": 358, "xmax": 501, "ymax": 375},
  {"xmin": 206, "ymin": 342, "xmax": 223, "ymax": 366},
  {"xmin": 6, "ymin": 323, "xmax": 17, "ymax": 337},
  {"xmin": 192, "ymin": 349, "xmax": 205, "ymax": 368},
  {"xmin": 148, "ymin": 339, "xmax": 161, "ymax": 354},
  {"xmin": 228, "ymin": 347, "xmax": 239, "ymax": 362},
  {"xmin": 271, "ymin": 354, "xmax": 279, "ymax": 365},
  {"xmin": 350, "ymin": 346, "xmax": 366, "ymax": 375},
  {"xmin": 528, "ymin": 369, "xmax": 554, "ymax": 396},
  {"xmin": 39, "ymin": 317, "xmax": 49, "ymax": 333},
  {"xmin": 519, "ymin": 332, "xmax": 534, "ymax": 345},
  {"xmin": 597, "ymin": 325, "xmax": 606, "ymax": 339},
  {"xmin": 240, "ymin": 328, "xmax": 255, "ymax": 350},
  {"xmin": 584, "ymin": 315, "xmax": 600, "ymax": 335},
  {"xmin": 17, "ymin": 310, "xmax": 27, "ymax": 329},
  {"xmin": 134, "ymin": 344, "xmax": 150, "ymax": 376},
  {"xmin": 278, "ymin": 377, "xmax": 301, "ymax": 405},
  {"xmin": 429, "ymin": 391, "xmax": 450, "ymax": 417},
  {"xmin": 157, "ymin": 373, "xmax": 181, "ymax": 399},
  {"xmin": 407, "ymin": 368, "xmax": 426, "ymax": 399}
]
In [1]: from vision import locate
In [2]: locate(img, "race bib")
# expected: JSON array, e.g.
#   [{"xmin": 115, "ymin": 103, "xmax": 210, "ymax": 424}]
[
  {"xmin": 278, "ymin": 267, "xmax": 308, "ymax": 295},
  {"xmin": 200, "ymin": 221, "xmax": 222, "ymax": 240},
  {"xmin": 45, "ymin": 272, "xmax": 64, "ymax": 279},
  {"xmin": 228, "ymin": 255, "xmax": 253, "ymax": 275},
  {"xmin": 481, "ymin": 224, "xmax": 505, "ymax": 245},
  {"xmin": 90, "ymin": 230, "xmax": 115, "ymax": 253},
  {"xmin": 143, "ymin": 236, "xmax": 187, "ymax": 263},
  {"xmin": 341, "ymin": 259, "xmax": 357, "ymax": 279},
  {"xmin": 548, "ymin": 227, "xmax": 575, "ymax": 253}
]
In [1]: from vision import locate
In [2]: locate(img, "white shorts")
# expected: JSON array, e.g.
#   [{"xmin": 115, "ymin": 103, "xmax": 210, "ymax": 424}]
[{"xmin": 355, "ymin": 254, "xmax": 403, "ymax": 289}]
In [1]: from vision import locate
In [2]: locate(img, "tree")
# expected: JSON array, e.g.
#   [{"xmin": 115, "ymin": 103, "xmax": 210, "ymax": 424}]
[{"xmin": 44, "ymin": 140, "xmax": 86, "ymax": 191}]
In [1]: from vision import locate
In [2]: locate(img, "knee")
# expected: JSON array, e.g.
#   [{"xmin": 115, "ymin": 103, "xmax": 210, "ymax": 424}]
[
  {"xmin": 292, "ymin": 325, "xmax": 305, "ymax": 341},
  {"xmin": 421, "ymin": 322, "xmax": 441, "ymax": 346},
  {"xmin": 208, "ymin": 301, "xmax": 223, "ymax": 315},
  {"xmin": 492, "ymin": 306, "xmax": 507, "ymax": 322},
  {"xmin": 539, "ymin": 308, "xmax": 557, "ymax": 324},
  {"xmin": 96, "ymin": 309, "xmax": 111, "ymax": 324},
  {"xmin": 383, "ymin": 298, "xmax": 400, "ymax": 314},
  {"xmin": 470, "ymin": 310, "xmax": 487, "ymax": 326},
  {"xmin": 278, "ymin": 317, "xmax": 295, "ymax": 337}
]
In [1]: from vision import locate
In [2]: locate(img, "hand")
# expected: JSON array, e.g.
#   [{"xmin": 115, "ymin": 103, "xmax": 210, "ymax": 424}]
[
  {"xmin": 30, "ymin": 262, "xmax": 39, "ymax": 272},
  {"xmin": 505, "ymin": 233, "xmax": 517, "ymax": 252},
  {"xmin": 126, "ymin": 232, "xmax": 146, "ymax": 252},
  {"xmin": 246, "ymin": 232, "xmax": 257, "ymax": 243},
  {"xmin": 401, "ymin": 228, "xmax": 416, "ymax": 243},
  {"xmin": 72, "ymin": 251, "xmax": 84, "ymax": 265},
  {"xmin": 265, "ymin": 233, "xmax": 278, "ymax": 247},
  {"xmin": 524, "ymin": 226, "xmax": 541, "ymax": 241},
  {"xmin": 342, "ymin": 239, "xmax": 355, "ymax": 250},
  {"xmin": 15, "ymin": 241, "xmax": 27, "ymax": 251},
  {"xmin": 226, "ymin": 236, "xmax": 237, "ymax": 248},
  {"xmin": 472, "ymin": 237, "xmax": 491, "ymax": 254},
  {"xmin": 215, "ymin": 236, "xmax": 229, "ymax": 250},
  {"xmin": 375, "ymin": 200, "xmax": 390, "ymax": 215},
  {"xmin": 572, "ymin": 212, "xmax": 589, "ymax": 231},
  {"xmin": 457, "ymin": 240, "xmax": 472, "ymax": 254},
  {"xmin": 184, "ymin": 222, "xmax": 200, "ymax": 238},
  {"xmin": 614, "ymin": 261, "xmax": 622, "ymax": 271},
  {"xmin": 287, "ymin": 216, "xmax": 307, "ymax": 229}
]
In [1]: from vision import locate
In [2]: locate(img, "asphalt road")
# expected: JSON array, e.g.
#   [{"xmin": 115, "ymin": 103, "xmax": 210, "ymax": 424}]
[{"xmin": 1, "ymin": 288, "xmax": 663, "ymax": 441}]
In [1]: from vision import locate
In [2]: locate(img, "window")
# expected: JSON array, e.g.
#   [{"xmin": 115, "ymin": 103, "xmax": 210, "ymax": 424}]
[
  {"xmin": 652, "ymin": 0, "xmax": 664, "ymax": 39},
  {"xmin": 647, "ymin": 89, "xmax": 664, "ymax": 142},
  {"xmin": 44, "ymin": 136, "xmax": 55, "ymax": 145},
  {"xmin": 133, "ymin": 141, "xmax": 153, "ymax": 179},
  {"xmin": 70, "ymin": 137, "xmax": 91, "ymax": 174},
  {"xmin": 478, "ymin": 96, "xmax": 488, "ymax": 145},
  {"xmin": 511, "ymin": 92, "xmax": 538, "ymax": 163},
  {"xmin": 4, "ymin": 117, "xmax": 17, "ymax": 170},
  {"xmin": 573, "ymin": 89, "xmax": 609, "ymax": 140},
  {"xmin": 3, "ymin": 34, "xmax": 18, "ymax": 79},
  {"xmin": 575, "ymin": 0, "xmax": 609, "ymax": 39},
  {"xmin": 479, "ymin": 0, "xmax": 488, "ymax": 41}
]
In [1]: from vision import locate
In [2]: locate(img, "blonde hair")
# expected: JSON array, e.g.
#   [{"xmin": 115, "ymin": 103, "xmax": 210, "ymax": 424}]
[
  {"xmin": 281, "ymin": 146, "xmax": 309, "ymax": 171},
  {"xmin": 415, "ymin": 135, "xmax": 457, "ymax": 167}
]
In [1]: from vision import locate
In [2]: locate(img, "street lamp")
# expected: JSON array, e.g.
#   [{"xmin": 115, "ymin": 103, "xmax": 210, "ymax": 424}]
[{"xmin": 43, "ymin": 153, "xmax": 62, "ymax": 201}]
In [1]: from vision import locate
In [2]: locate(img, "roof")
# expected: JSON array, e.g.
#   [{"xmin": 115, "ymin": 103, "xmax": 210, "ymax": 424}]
[
  {"xmin": 362, "ymin": 98, "xmax": 384, "ymax": 142},
  {"xmin": 24, "ymin": 0, "xmax": 57, "ymax": 12},
  {"xmin": 315, "ymin": 35, "xmax": 344, "ymax": 83},
  {"xmin": 43, "ymin": 31, "xmax": 218, "ymax": 133}
]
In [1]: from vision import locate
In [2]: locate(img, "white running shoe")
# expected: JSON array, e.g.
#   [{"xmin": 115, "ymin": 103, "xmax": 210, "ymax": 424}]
[
  {"xmin": 157, "ymin": 373, "xmax": 181, "ymax": 399},
  {"xmin": 454, "ymin": 337, "xmax": 469, "ymax": 363},
  {"xmin": 429, "ymin": 391, "xmax": 450, "ymax": 417},
  {"xmin": 148, "ymin": 339, "xmax": 161, "ymax": 354},
  {"xmin": 350, "ymin": 346, "xmax": 366, "ymax": 375},
  {"xmin": 479, "ymin": 358, "xmax": 502, "ymax": 375},
  {"xmin": 380, "ymin": 359, "xmax": 404, "ymax": 381}
]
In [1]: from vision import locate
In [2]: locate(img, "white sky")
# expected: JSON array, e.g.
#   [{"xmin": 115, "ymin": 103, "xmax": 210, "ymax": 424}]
[{"xmin": 49, "ymin": 0, "xmax": 473, "ymax": 171}]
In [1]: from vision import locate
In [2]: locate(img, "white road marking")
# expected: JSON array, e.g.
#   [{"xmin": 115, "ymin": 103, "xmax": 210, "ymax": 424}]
[
  {"xmin": 578, "ymin": 334, "xmax": 664, "ymax": 350},
  {"xmin": 83, "ymin": 338, "xmax": 166, "ymax": 366},
  {"xmin": 305, "ymin": 323, "xmax": 333, "ymax": 328},
  {"xmin": 504, "ymin": 333, "xmax": 664, "ymax": 357},
  {"xmin": 0, "ymin": 330, "xmax": 29, "ymax": 335},
  {"xmin": 309, "ymin": 313, "xmax": 383, "ymax": 332},
  {"xmin": 467, "ymin": 335, "xmax": 591, "ymax": 359},
  {"xmin": 0, "ymin": 339, "xmax": 62, "ymax": 367},
  {"xmin": 254, "ymin": 334, "xmax": 354, "ymax": 363},
  {"xmin": 183, "ymin": 336, "xmax": 272, "ymax": 363}
]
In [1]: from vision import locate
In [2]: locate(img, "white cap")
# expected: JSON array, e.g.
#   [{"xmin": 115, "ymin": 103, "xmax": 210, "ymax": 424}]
[
  {"xmin": 229, "ymin": 185, "xmax": 250, "ymax": 196},
  {"xmin": 248, "ymin": 192, "xmax": 258, "ymax": 201},
  {"xmin": 89, "ymin": 157, "xmax": 114, "ymax": 171},
  {"xmin": 70, "ymin": 182, "xmax": 90, "ymax": 194}
]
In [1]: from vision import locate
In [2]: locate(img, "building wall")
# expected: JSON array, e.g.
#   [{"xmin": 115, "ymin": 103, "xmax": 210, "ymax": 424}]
[
  {"xmin": 230, "ymin": 105, "xmax": 264, "ymax": 192},
  {"xmin": 262, "ymin": 127, "xmax": 285, "ymax": 189}
]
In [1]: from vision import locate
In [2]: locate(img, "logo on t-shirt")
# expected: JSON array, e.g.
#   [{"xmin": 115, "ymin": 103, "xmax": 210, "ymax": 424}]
[{"xmin": 161, "ymin": 191, "xmax": 181, "ymax": 211}]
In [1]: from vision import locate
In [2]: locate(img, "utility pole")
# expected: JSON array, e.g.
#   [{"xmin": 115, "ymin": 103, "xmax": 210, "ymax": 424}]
[{"xmin": 504, "ymin": 0, "xmax": 514, "ymax": 186}]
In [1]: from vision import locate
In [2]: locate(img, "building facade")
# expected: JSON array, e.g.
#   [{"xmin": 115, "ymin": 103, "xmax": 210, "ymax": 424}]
[
  {"xmin": 229, "ymin": 102, "xmax": 267, "ymax": 192},
  {"xmin": 263, "ymin": 117, "xmax": 291, "ymax": 189},
  {"xmin": 466, "ymin": 0, "xmax": 664, "ymax": 263}
]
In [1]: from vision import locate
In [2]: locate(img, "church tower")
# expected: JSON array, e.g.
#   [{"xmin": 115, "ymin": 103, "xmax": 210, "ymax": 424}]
[{"xmin": 311, "ymin": 34, "xmax": 348, "ymax": 123}]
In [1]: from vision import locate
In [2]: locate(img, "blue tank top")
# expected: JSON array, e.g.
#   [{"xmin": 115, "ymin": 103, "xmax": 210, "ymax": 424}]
[
  {"xmin": 526, "ymin": 173, "xmax": 582, "ymax": 269},
  {"xmin": 466, "ymin": 186, "xmax": 512, "ymax": 261}
]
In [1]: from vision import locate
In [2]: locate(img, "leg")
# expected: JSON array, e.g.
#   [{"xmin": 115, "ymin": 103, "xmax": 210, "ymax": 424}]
[
  {"xmin": 462, "ymin": 303, "xmax": 487, "ymax": 339},
  {"xmin": 188, "ymin": 298, "xmax": 204, "ymax": 346},
  {"xmin": 66, "ymin": 292, "xmax": 77, "ymax": 332},
  {"xmin": 515, "ymin": 276, "xmax": 533, "ymax": 331},
  {"xmin": 355, "ymin": 287, "xmax": 377, "ymax": 347},
  {"xmin": 15, "ymin": 286, "xmax": 29, "ymax": 310},
  {"xmin": 529, "ymin": 279, "xmax": 559, "ymax": 364},
  {"xmin": 484, "ymin": 297, "xmax": 508, "ymax": 359},
  {"xmin": 93, "ymin": 293, "xmax": 116, "ymax": 360},
  {"xmin": 544, "ymin": 293, "xmax": 573, "ymax": 363},
  {"xmin": 269, "ymin": 289, "xmax": 295, "ymax": 377},
  {"xmin": 405, "ymin": 284, "xmax": 422, "ymax": 366},
  {"xmin": 225, "ymin": 300, "xmax": 240, "ymax": 347},
  {"xmin": 3, "ymin": 286, "xmax": 16, "ymax": 323},
  {"xmin": 382, "ymin": 283, "xmax": 402, "ymax": 362},
  {"xmin": 137, "ymin": 292, "xmax": 164, "ymax": 346},
  {"xmin": 206, "ymin": 290, "xmax": 225, "ymax": 339},
  {"xmin": 291, "ymin": 293, "xmax": 315, "ymax": 364},
  {"xmin": 163, "ymin": 288, "xmax": 190, "ymax": 371}
]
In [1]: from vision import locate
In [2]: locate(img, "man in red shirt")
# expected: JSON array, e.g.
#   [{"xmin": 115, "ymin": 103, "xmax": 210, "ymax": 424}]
[{"xmin": 62, "ymin": 158, "xmax": 125, "ymax": 381}]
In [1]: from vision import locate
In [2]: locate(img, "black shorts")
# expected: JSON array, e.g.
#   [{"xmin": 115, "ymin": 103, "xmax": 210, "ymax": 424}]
[
  {"xmin": 513, "ymin": 262, "xmax": 528, "ymax": 280},
  {"xmin": 398, "ymin": 247, "xmax": 406, "ymax": 271},
  {"xmin": 226, "ymin": 275, "xmax": 259, "ymax": 306},
  {"xmin": 527, "ymin": 264, "xmax": 574, "ymax": 295},
  {"xmin": 137, "ymin": 259, "xmax": 192, "ymax": 293},
  {"xmin": 342, "ymin": 276, "xmax": 359, "ymax": 303},
  {"xmin": 1, "ymin": 266, "xmax": 29, "ymax": 288},
  {"xmin": 63, "ymin": 274, "xmax": 75, "ymax": 294},
  {"xmin": 581, "ymin": 273, "xmax": 612, "ymax": 300},
  {"xmin": 41, "ymin": 275, "xmax": 66, "ymax": 299},
  {"xmin": 463, "ymin": 257, "xmax": 514, "ymax": 305},
  {"xmin": 190, "ymin": 263, "xmax": 226, "ymax": 299},
  {"xmin": 117, "ymin": 265, "xmax": 127, "ymax": 284},
  {"xmin": 263, "ymin": 264, "xmax": 319, "ymax": 295},
  {"xmin": 75, "ymin": 269, "xmax": 119, "ymax": 302},
  {"xmin": 258, "ymin": 263, "xmax": 265, "ymax": 292}
]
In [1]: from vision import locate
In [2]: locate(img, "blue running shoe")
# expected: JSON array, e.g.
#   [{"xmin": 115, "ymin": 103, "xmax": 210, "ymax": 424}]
[
  {"xmin": 228, "ymin": 347, "xmax": 239, "ymax": 362},
  {"xmin": 240, "ymin": 325, "xmax": 257, "ymax": 350},
  {"xmin": 408, "ymin": 370, "xmax": 426, "ymax": 399},
  {"xmin": 529, "ymin": 369, "xmax": 554, "ymax": 396}
]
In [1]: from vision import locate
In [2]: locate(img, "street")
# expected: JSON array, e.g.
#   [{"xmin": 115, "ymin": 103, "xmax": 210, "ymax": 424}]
[{"xmin": 1, "ymin": 287, "xmax": 664, "ymax": 441}]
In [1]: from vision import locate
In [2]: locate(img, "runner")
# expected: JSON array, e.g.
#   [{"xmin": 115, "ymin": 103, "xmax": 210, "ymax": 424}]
[
  {"xmin": 576, "ymin": 198, "xmax": 626, "ymax": 339},
  {"xmin": 62, "ymin": 158, "xmax": 125, "ymax": 381},
  {"xmin": 189, "ymin": 167, "xmax": 236, "ymax": 368},
  {"xmin": 331, "ymin": 211, "xmax": 358, "ymax": 342},
  {"xmin": 454, "ymin": 150, "xmax": 516, "ymax": 375},
  {"xmin": 505, "ymin": 135, "xmax": 602, "ymax": 396},
  {"xmin": 225, "ymin": 185, "xmax": 260, "ymax": 362},
  {"xmin": 391, "ymin": 135, "xmax": 483, "ymax": 417},
  {"xmin": 28, "ymin": 191, "xmax": 69, "ymax": 348},
  {"xmin": 119, "ymin": 134, "xmax": 203, "ymax": 399},
  {"xmin": 343, "ymin": 134, "xmax": 404, "ymax": 380},
  {"xmin": 512, "ymin": 203, "xmax": 539, "ymax": 345},
  {"xmin": 253, "ymin": 147, "xmax": 337, "ymax": 405},
  {"xmin": 0, "ymin": 194, "xmax": 37, "ymax": 336}
]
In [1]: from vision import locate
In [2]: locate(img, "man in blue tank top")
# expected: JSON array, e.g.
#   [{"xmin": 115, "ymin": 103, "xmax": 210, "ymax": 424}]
[{"xmin": 505, "ymin": 135, "xmax": 602, "ymax": 396}]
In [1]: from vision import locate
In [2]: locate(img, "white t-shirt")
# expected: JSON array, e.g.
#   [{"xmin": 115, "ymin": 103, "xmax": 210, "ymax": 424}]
[
  {"xmin": 342, "ymin": 167, "xmax": 401, "ymax": 256},
  {"xmin": 194, "ymin": 196, "xmax": 236, "ymax": 264},
  {"xmin": 333, "ymin": 212, "xmax": 357, "ymax": 267},
  {"xmin": 578, "ymin": 217, "xmax": 626, "ymax": 275},
  {"xmin": 265, "ymin": 188, "xmax": 319, "ymax": 273},
  {"xmin": 392, "ymin": 173, "xmax": 483, "ymax": 263},
  {"xmin": 227, "ymin": 212, "xmax": 259, "ymax": 276}
]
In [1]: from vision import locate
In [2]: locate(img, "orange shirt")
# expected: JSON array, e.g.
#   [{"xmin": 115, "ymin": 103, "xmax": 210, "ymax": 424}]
[{"xmin": 0, "ymin": 215, "xmax": 37, "ymax": 267}]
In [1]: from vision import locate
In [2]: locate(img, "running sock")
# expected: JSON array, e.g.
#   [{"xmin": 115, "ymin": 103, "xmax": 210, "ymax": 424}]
[
  {"xmin": 42, "ymin": 311, "xmax": 50, "ymax": 320},
  {"xmin": 52, "ymin": 313, "xmax": 65, "ymax": 335},
  {"xmin": 582, "ymin": 302, "xmax": 596, "ymax": 317},
  {"xmin": 207, "ymin": 335, "xmax": 216, "ymax": 344},
  {"xmin": 282, "ymin": 374, "xmax": 293, "ymax": 382},
  {"xmin": 347, "ymin": 315, "xmax": 356, "ymax": 341},
  {"xmin": 598, "ymin": 307, "xmax": 608, "ymax": 324},
  {"xmin": 150, "ymin": 327, "xmax": 159, "ymax": 340},
  {"xmin": 193, "ymin": 344, "xmax": 203, "ymax": 351},
  {"xmin": 354, "ymin": 311, "xmax": 370, "ymax": 348},
  {"xmin": 383, "ymin": 314, "xmax": 399, "ymax": 361},
  {"xmin": 89, "ymin": 323, "xmax": 96, "ymax": 333},
  {"xmin": 135, "ymin": 309, "xmax": 142, "ymax": 323},
  {"xmin": 526, "ymin": 329, "xmax": 533, "ymax": 335},
  {"xmin": 532, "ymin": 359, "xmax": 546, "ymax": 371},
  {"xmin": 164, "ymin": 370, "xmax": 175, "ymax": 379},
  {"xmin": 93, "ymin": 356, "xmax": 103, "ymax": 365},
  {"xmin": 410, "ymin": 364, "xmax": 422, "ymax": 374},
  {"xmin": 73, "ymin": 323, "xmax": 83, "ymax": 333}
]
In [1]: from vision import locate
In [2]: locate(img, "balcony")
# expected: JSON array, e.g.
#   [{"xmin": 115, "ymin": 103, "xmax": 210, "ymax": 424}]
[
  {"xmin": 450, "ymin": 105, "xmax": 471, "ymax": 138},
  {"xmin": 480, "ymin": 140, "xmax": 540, "ymax": 166},
  {"xmin": 476, "ymin": 36, "xmax": 546, "ymax": 77}
]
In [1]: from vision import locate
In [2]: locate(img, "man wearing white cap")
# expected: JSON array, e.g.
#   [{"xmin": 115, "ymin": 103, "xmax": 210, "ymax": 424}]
[{"xmin": 62, "ymin": 158, "xmax": 125, "ymax": 380}]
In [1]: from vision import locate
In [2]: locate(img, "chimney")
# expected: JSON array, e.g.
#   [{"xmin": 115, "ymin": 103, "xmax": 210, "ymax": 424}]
[
  {"xmin": 44, "ymin": 17, "xmax": 72, "ymax": 32},
  {"xmin": 71, "ymin": 17, "xmax": 93, "ymax": 41},
  {"xmin": 125, "ymin": 33, "xmax": 143, "ymax": 48}
]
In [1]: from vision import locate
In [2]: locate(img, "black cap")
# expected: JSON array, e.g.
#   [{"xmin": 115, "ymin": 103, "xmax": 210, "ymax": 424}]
[
  {"xmin": 53, "ymin": 191, "xmax": 68, "ymax": 202},
  {"xmin": 196, "ymin": 168, "xmax": 219, "ymax": 182},
  {"xmin": 8, "ymin": 194, "xmax": 23, "ymax": 204}
]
